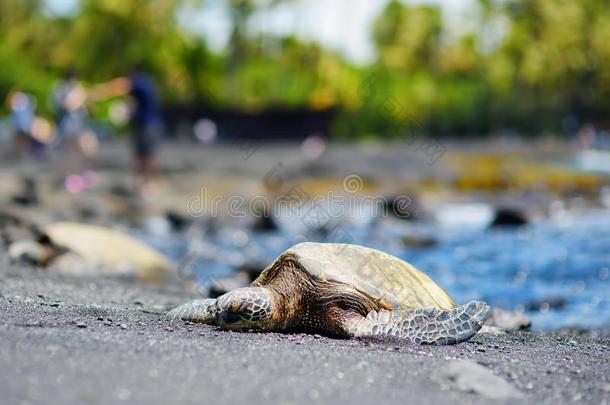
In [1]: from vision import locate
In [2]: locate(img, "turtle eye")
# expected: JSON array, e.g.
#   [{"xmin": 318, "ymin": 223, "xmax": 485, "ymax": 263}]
[
  {"xmin": 220, "ymin": 298, "xmax": 249, "ymax": 324},
  {"xmin": 221, "ymin": 310, "xmax": 242, "ymax": 324},
  {"xmin": 229, "ymin": 299, "xmax": 247, "ymax": 313}
]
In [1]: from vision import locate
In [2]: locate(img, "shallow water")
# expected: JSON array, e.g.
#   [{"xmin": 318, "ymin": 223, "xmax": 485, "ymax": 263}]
[
  {"xmin": 139, "ymin": 209, "xmax": 610, "ymax": 331},
  {"xmin": 402, "ymin": 212, "xmax": 610, "ymax": 330}
]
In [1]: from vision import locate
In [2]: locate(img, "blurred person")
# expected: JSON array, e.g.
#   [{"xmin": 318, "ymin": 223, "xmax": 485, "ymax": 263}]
[
  {"xmin": 93, "ymin": 66, "xmax": 162, "ymax": 196},
  {"xmin": 5, "ymin": 89, "xmax": 38, "ymax": 156},
  {"xmin": 53, "ymin": 68, "xmax": 98, "ymax": 193},
  {"xmin": 127, "ymin": 66, "xmax": 162, "ymax": 194}
]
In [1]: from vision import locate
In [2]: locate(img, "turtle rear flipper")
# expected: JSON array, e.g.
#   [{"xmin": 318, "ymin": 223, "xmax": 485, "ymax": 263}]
[
  {"xmin": 346, "ymin": 301, "xmax": 490, "ymax": 345},
  {"xmin": 166, "ymin": 299, "xmax": 218, "ymax": 324}
]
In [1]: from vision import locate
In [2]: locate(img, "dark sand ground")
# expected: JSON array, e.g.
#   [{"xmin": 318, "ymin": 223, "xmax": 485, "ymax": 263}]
[
  {"xmin": 1, "ymin": 257, "xmax": 608, "ymax": 405},
  {"xmin": 1, "ymin": 141, "xmax": 609, "ymax": 404}
]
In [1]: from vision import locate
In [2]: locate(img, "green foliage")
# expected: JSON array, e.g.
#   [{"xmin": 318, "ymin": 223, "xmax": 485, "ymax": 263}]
[
  {"xmin": 0, "ymin": 43, "xmax": 55, "ymax": 109},
  {"xmin": 0, "ymin": 0, "xmax": 608, "ymax": 136},
  {"xmin": 373, "ymin": 1, "xmax": 442, "ymax": 72},
  {"xmin": 479, "ymin": 0, "xmax": 610, "ymax": 131}
]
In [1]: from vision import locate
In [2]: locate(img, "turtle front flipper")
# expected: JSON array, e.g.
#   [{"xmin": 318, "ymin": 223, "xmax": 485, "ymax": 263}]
[
  {"xmin": 166, "ymin": 298, "xmax": 218, "ymax": 324},
  {"xmin": 345, "ymin": 301, "xmax": 490, "ymax": 345}
]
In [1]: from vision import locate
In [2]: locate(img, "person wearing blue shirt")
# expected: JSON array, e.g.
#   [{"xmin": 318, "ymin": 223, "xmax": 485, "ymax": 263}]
[
  {"xmin": 93, "ymin": 66, "xmax": 163, "ymax": 196},
  {"xmin": 128, "ymin": 67, "xmax": 162, "ymax": 193}
]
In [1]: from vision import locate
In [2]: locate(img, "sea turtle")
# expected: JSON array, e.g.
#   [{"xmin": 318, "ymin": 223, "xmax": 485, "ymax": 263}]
[
  {"xmin": 8, "ymin": 221, "xmax": 174, "ymax": 282},
  {"xmin": 167, "ymin": 242, "xmax": 490, "ymax": 344}
]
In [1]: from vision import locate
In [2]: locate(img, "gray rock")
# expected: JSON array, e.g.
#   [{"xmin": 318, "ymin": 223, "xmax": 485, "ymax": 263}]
[
  {"xmin": 401, "ymin": 234, "xmax": 438, "ymax": 249},
  {"xmin": 489, "ymin": 207, "xmax": 528, "ymax": 228},
  {"xmin": 208, "ymin": 271, "xmax": 251, "ymax": 298},
  {"xmin": 486, "ymin": 308, "xmax": 532, "ymax": 330},
  {"xmin": 436, "ymin": 359, "xmax": 524, "ymax": 400}
]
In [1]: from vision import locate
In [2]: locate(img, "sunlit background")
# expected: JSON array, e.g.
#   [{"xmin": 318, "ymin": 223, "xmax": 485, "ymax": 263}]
[{"xmin": 3, "ymin": 0, "xmax": 610, "ymax": 134}]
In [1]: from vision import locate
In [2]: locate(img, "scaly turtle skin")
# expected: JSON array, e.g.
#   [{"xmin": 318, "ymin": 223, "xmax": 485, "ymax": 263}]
[{"xmin": 167, "ymin": 242, "xmax": 490, "ymax": 344}]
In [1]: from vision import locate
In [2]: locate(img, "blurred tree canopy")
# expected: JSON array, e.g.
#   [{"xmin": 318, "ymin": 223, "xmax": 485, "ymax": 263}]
[{"xmin": 1, "ymin": 0, "xmax": 609, "ymax": 136}]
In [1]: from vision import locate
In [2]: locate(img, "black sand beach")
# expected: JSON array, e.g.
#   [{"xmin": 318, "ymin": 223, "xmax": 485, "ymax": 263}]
[
  {"xmin": 1, "ymin": 142, "xmax": 609, "ymax": 405},
  {"xmin": 4, "ymin": 2, "xmax": 610, "ymax": 402},
  {"xmin": 1, "ymin": 256, "xmax": 608, "ymax": 405}
]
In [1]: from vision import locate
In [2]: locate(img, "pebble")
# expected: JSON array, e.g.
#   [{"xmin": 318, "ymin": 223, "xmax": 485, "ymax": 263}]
[
  {"xmin": 436, "ymin": 359, "xmax": 524, "ymax": 400},
  {"xmin": 117, "ymin": 388, "xmax": 131, "ymax": 400},
  {"xmin": 119, "ymin": 324, "xmax": 128, "ymax": 330},
  {"xmin": 308, "ymin": 389, "xmax": 319, "ymax": 400},
  {"xmin": 76, "ymin": 322, "xmax": 87, "ymax": 328}
]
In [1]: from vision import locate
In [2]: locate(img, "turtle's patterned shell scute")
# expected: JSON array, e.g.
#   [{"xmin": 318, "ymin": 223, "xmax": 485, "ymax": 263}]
[{"xmin": 259, "ymin": 242, "xmax": 457, "ymax": 310}]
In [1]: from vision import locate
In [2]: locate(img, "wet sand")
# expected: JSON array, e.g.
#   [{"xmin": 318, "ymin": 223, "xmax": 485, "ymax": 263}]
[{"xmin": 1, "ymin": 258, "xmax": 608, "ymax": 405}]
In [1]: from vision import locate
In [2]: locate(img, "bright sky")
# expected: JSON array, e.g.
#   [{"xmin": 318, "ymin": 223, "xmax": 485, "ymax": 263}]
[{"xmin": 46, "ymin": 0, "xmax": 478, "ymax": 64}]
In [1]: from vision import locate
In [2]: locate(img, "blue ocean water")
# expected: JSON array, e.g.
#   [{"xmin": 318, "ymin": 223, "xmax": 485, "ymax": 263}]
[
  {"xmin": 399, "ymin": 213, "xmax": 610, "ymax": 330},
  {"xmin": 140, "ymin": 209, "xmax": 610, "ymax": 331}
]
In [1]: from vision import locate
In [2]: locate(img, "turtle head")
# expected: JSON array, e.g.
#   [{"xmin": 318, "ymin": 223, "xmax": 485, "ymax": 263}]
[{"xmin": 216, "ymin": 287, "xmax": 275, "ymax": 331}]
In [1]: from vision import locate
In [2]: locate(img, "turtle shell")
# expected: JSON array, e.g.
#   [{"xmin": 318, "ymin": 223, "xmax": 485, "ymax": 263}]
[
  {"xmin": 44, "ymin": 222, "xmax": 174, "ymax": 282},
  {"xmin": 257, "ymin": 242, "xmax": 457, "ymax": 310}
]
